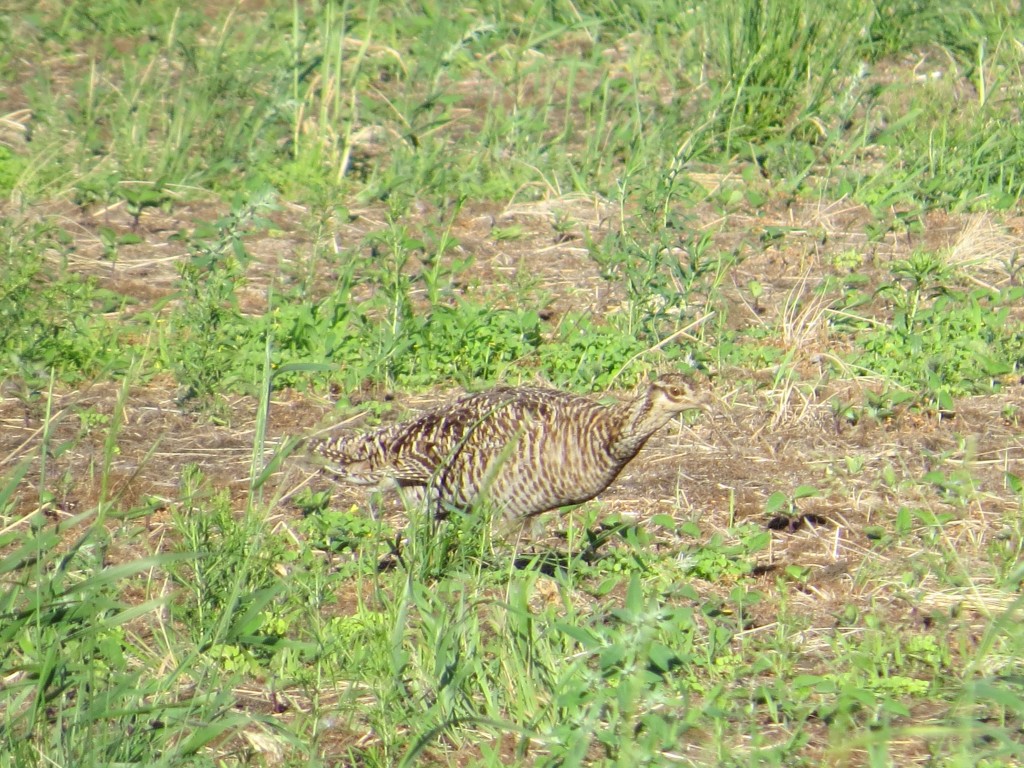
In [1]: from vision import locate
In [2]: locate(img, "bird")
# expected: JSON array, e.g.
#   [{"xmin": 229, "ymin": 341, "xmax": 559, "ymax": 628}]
[{"xmin": 305, "ymin": 373, "xmax": 705, "ymax": 523}]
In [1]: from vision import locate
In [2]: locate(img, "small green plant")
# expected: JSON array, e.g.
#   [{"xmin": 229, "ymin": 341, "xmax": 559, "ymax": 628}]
[
  {"xmin": 74, "ymin": 406, "xmax": 110, "ymax": 436},
  {"xmin": 838, "ymin": 253, "xmax": 1024, "ymax": 410},
  {"xmin": 678, "ymin": 522, "xmax": 771, "ymax": 582},
  {"xmin": 298, "ymin": 496, "xmax": 389, "ymax": 557},
  {"xmin": 590, "ymin": 226, "xmax": 725, "ymax": 342},
  {"xmin": 169, "ymin": 465, "xmax": 288, "ymax": 662},
  {"xmin": 164, "ymin": 197, "xmax": 274, "ymax": 403},
  {"xmin": 0, "ymin": 145, "xmax": 26, "ymax": 194},
  {"xmin": 881, "ymin": 249, "xmax": 953, "ymax": 319},
  {"xmin": 831, "ymin": 387, "xmax": 918, "ymax": 425},
  {"xmin": 764, "ymin": 485, "xmax": 821, "ymax": 518},
  {"xmin": 831, "ymin": 249, "xmax": 866, "ymax": 272},
  {"xmin": 0, "ymin": 218, "xmax": 128, "ymax": 387},
  {"xmin": 96, "ymin": 225, "xmax": 143, "ymax": 262}
]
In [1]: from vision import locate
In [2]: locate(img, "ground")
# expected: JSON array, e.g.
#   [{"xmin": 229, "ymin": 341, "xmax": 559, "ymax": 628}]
[
  {"xmin": 4, "ymin": 193, "xmax": 1023, "ymax": 764},
  {"xmin": 3, "ymin": 3, "xmax": 1024, "ymax": 765}
]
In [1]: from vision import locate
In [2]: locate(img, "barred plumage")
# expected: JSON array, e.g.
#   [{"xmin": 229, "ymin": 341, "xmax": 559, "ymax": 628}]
[{"xmin": 306, "ymin": 373, "xmax": 704, "ymax": 521}]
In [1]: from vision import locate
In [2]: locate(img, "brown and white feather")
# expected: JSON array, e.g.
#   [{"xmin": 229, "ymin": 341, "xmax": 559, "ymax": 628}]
[{"xmin": 306, "ymin": 373, "xmax": 703, "ymax": 520}]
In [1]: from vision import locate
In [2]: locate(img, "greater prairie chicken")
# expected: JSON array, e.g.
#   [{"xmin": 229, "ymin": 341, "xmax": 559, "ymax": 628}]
[{"xmin": 306, "ymin": 373, "xmax": 704, "ymax": 522}]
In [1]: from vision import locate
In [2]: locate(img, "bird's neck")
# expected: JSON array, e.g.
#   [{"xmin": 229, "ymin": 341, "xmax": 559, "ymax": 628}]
[{"xmin": 607, "ymin": 390, "xmax": 673, "ymax": 461}]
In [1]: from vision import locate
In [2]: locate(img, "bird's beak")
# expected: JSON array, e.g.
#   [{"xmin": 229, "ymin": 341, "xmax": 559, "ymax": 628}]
[{"xmin": 683, "ymin": 392, "xmax": 712, "ymax": 412}]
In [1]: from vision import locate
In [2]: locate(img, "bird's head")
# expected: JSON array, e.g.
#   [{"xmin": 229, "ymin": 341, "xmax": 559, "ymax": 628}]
[{"xmin": 647, "ymin": 373, "xmax": 707, "ymax": 416}]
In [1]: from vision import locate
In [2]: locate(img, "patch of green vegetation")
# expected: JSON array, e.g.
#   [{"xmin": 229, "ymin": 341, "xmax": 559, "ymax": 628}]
[
  {"xmin": 2, "ymin": 0, "xmax": 1018, "ymax": 211},
  {"xmin": 0, "ymin": 218, "xmax": 130, "ymax": 387},
  {"xmin": 45, "ymin": 0, "xmax": 196, "ymax": 41},
  {"xmin": 0, "ymin": 146, "xmax": 25, "ymax": 194},
  {"xmin": 841, "ymin": 251, "xmax": 1024, "ymax": 409},
  {"xmin": 845, "ymin": 99, "xmax": 1024, "ymax": 212},
  {"xmin": 696, "ymin": 0, "xmax": 866, "ymax": 154},
  {"xmin": 161, "ymin": 199, "xmax": 272, "ymax": 403},
  {"xmin": 0, "ymin": 510, "xmax": 241, "ymax": 766},
  {"xmin": 538, "ymin": 313, "xmax": 651, "ymax": 390},
  {"xmin": 0, "ymin": 391, "xmax": 257, "ymax": 766},
  {"xmin": 861, "ymin": 0, "xmax": 987, "ymax": 62},
  {"xmin": 677, "ymin": 521, "xmax": 771, "ymax": 582},
  {"xmin": 591, "ymin": 225, "xmax": 726, "ymax": 339},
  {"xmin": 170, "ymin": 466, "xmax": 287, "ymax": 653},
  {"xmin": 146, "ymin": 198, "xmax": 706, "ymax": 400},
  {"xmin": 296, "ymin": 494, "xmax": 387, "ymax": 558},
  {"xmin": 714, "ymin": 325, "xmax": 788, "ymax": 370}
]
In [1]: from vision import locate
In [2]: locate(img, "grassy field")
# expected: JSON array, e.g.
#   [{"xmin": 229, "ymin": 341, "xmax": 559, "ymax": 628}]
[{"xmin": 3, "ymin": 0, "xmax": 1024, "ymax": 765}]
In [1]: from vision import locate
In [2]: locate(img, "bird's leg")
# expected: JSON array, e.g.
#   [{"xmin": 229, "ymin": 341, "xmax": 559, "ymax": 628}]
[
  {"xmin": 425, "ymin": 485, "xmax": 452, "ymax": 539},
  {"xmin": 379, "ymin": 531, "xmax": 406, "ymax": 572},
  {"xmin": 579, "ymin": 517, "xmax": 632, "ymax": 563}
]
